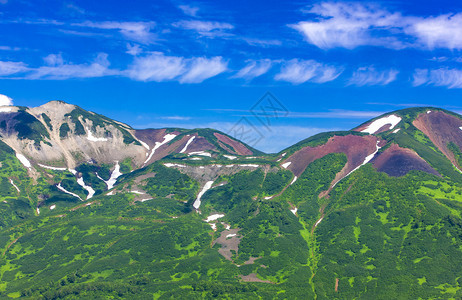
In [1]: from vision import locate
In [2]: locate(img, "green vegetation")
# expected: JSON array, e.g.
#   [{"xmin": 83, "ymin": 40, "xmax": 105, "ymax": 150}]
[{"xmin": 59, "ymin": 123, "xmax": 70, "ymax": 138}]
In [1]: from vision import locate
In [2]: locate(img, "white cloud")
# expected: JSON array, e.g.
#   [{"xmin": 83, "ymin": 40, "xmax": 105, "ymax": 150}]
[
  {"xmin": 178, "ymin": 5, "xmax": 200, "ymax": 17},
  {"xmin": 291, "ymin": 2, "xmax": 404, "ymax": 49},
  {"xmin": 26, "ymin": 53, "xmax": 115, "ymax": 80},
  {"xmin": 274, "ymin": 59, "xmax": 342, "ymax": 84},
  {"xmin": 173, "ymin": 20, "xmax": 234, "ymax": 37},
  {"xmin": 233, "ymin": 59, "xmax": 273, "ymax": 80},
  {"xmin": 125, "ymin": 52, "xmax": 227, "ymax": 83},
  {"xmin": 241, "ymin": 38, "xmax": 282, "ymax": 47},
  {"xmin": 0, "ymin": 94, "xmax": 13, "ymax": 106},
  {"xmin": 407, "ymin": 14, "xmax": 462, "ymax": 50},
  {"xmin": 291, "ymin": 2, "xmax": 462, "ymax": 50},
  {"xmin": 413, "ymin": 68, "xmax": 462, "ymax": 88},
  {"xmin": 180, "ymin": 57, "xmax": 228, "ymax": 83},
  {"xmin": 0, "ymin": 61, "xmax": 28, "ymax": 76},
  {"xmin": 75, "ymin": 21, "xmax": 156, "ymax": 44},
  {"xmin": 126, "ymin": 44, "xmax": 142, "ymax": 56},
  {"xmin": 125, "ymin": 52, "xmax": 186, "ymax": 82},
  {"xmin": 348, "ymin": 67, "xmax": 398, "ymax": 86}
]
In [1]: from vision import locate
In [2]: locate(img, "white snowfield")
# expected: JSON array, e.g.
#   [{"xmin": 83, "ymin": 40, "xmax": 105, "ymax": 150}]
[
  {"xmin": 188, "ymin": 151, "xmax": 211, "ymax": 157},
  {"xmin": 38, "ymin": 164, "xmax": 67, "ymax": 171},
  {"xmin": 57, "ymin": 183, "xmax": 83, "ymax": 200},
  {"xmin": 223, "ymin": 155, "xmax": 237, "ymax": 160},
  {"xmin": 16, "ymin": 153, "xmax": 31, "ymax": 169},
  {"xmin": 0, "ymin": 107, "xmax": 13, "ymax": 113},
  {"xmin": 86, "ymin": 128, "xmax": 108, "ymax": 142},
  {"xmin": 226, "ymin": 234, "xmax": 237, "ymax": 238},
  {"xmin": 10, "ymin": 179, "xmax": 20, "ymax": 192},
  {"xmin": 290, "ymin": 207, "xmax": 298, "ymax": 215},
  {"xmin": 314, "ymin": 217, "xmax": 323, "ymax": 227},
  {"xmin": 139, "ymin": 140, "xmax": 150, "ymax": 150},
  {"xmin": 164, "ymin": 163, "xmax": 186, "ymax": 168},
  {"xmin": 180, "ymin": 136, "xmax": 196, "ymax": 153},
  {"xmin": 290, "ymin": 176, "xmax": 298, "ymax": 185},
  {"xmin": 392, "ymin": 128, "xmax": 401, "ymax": 133},
  {"xmin": 282, "ymin": 162, "xmax": 291, "ymax": 169},
  {"xmin": 193, "ymin": 181, "xmax": 214, "ymax": 209},
  {"xmin": 36, "ymin": 208, "xmax": 40, "ymax": 215},
  {"xmin": 459, "ymin": 127, "xmax": 462, "ymax": 131},
  {"xmin": 238, "ymin": 164, "xmax": 259, "ymax": 167},
  {"xmin": 50, "ymin": 205, "xmax": 56, "ymax": 210},
  {"xmin": 144, "ymin": 133, "xmax": 177, "ymax": 165},
  {"xmin": 77, "ymin": 177, "xmax": 95, "ymax": 199},
  {"xmin": 189, "ymin": 157, "xmax": 202, "ymax": 160},
  {"xmin": 361, "ymin": 114, "xmax": 402, "ymax": 134},
  {"xmin": 98, "ymin": 161, "xmax": 122, "ymax": 190},
  {"xmin": 427, "ymin": 110, "xmax": 431, "ymax": 114},
  {"xmin": 264, "ymin": 196, "xmax": 272, "ymax": 200},
  {"xmin": 131, "ymin": 190, "xmax": 145, "ymax": 195},
  {"xmin": 205, "ymin": 214, "xmax": 225, "ymax": 222}
]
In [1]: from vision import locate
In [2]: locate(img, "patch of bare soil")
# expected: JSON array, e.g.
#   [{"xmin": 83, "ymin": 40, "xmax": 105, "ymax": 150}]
[
  {"xmin": 212, "ymin": 228, "xmax": 241, "ymax": 261},
  {"xmin": 243, "ymin": 256, "xmax": 261, "ymax": 265},
  {"xmin": 240, "ymin": 273, "xmax": 274, "ymax": 284},
  {"xmin": 214, "ymin": 133, "xmax": 253, "ymax": 155},
  {"xmin": 372, "ymin": 143, "xmax": 439, "ymax": 177},
  {"xmin": 413, "ymin": 111, "xmax": 462, "ymax": 169}
]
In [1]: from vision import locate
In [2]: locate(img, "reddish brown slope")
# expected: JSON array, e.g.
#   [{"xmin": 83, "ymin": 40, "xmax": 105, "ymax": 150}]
[
  {"xmin": 372, "ymin": 144, "xmax": 439, "ymax": 177},
  {"xmin": 413, "ymin": 111, "xmax": 462, "ymax": 169},
  {"xmin": 213, "ymin": 133, "xmax": 253, "ymax": 155},
  {"xmin": 283, "ymin": 135, "xmax": 380, "ymax": 181}
]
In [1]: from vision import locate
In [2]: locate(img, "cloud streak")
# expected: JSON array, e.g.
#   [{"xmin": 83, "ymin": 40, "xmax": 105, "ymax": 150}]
[
  {"xmin": 413, "ymin": 68, "xmax": 462, "ymax": 88},
  {"xmin": 348, "ymin": 67, "xmax": 398, "ymax": 86},
  {"xmin": 292, "ymin": 2, "xmax": 462, "ymax": 50},
  {"xmin": 275, "ymin": 59, "xmax": 342, "ymax": 84}
]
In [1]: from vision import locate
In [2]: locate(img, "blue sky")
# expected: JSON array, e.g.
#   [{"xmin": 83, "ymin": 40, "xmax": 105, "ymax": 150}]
[{"xmin": 1, "ymin": 0, "xmax": 462, "ymax": 152}]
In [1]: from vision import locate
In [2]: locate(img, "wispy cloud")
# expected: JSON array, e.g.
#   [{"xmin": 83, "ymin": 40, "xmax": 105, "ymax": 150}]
[
  {"xmin": 125, "ymin": 52, "xmax": 227, "ymax": 83},
  {"xmin": 233, "ymin": 59, "xmax": 273, "ymax": 80},
  {"xmin": 178, "ymin": 5, "xmax": 200, "ymax": 17},
  {"xmin": 180, "ymin": 57, "xmax": 228, "ymax": 83},
  {"xmin": 291, "ymin": 2, "xmax": 404, "ymax": 50},
  {"xmin": 73, "ymin": 21, "xmax": 156, "ymax": 44},
  {"xmin": 348, "ymin": 67, "xmax": 398, "ymax": 86},
  {"xmin": 241, "ymin": 38, "xmax": 282, "ymax": 47},
  {"xmin": 0, "ymin": 61, "xmax": 28, "ymax": 76},
  {"xmin": 274, "ymin": 59, "xmax": 342, "ymax": 84},
  {"xmin": 413, "ymin": 68, "xmax": 462, "ymax": 88},
  {"xmin": 291, "ymin": 2, "xmax": 462, "ymax": 50},
  {"xmin": 173, "ymin": 20, "xmax": 234, "ymax": 37},
  {"xmin": 25, "ymin": 53, "xmax": 115, "ymax": 80}
]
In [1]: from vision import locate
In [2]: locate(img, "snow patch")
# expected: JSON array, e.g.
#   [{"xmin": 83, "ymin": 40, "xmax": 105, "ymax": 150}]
[
  {"xmin": 290, "ymin": 207, "xmax": 298, "ymax": 215},
  {"xmin": 164, "ymin": 163, "xmax": 186, "ymax": 168},
  {"xmin": 140, "ymin": 198, "xmax": 153, "ymax": 202},
  {"xmin": 224, "ymin": 155, "xmax": 237, "ymax": 160},
  {"xmin": 16, "ymin": 153, "xmax": 31, "ymax": 169},
  {"xmin": 98, "ymin": 161, "xmax": 122, "ymax": 190},
  {"xmin": 50, "ymin": 205, "xmax": 56, "ymax": 210},
  {"xmin": 193, "ymin": 181, "xmax": 214, "ymax": 209},
  {"xmin": 77, "ymin": 177, "xmax": 95, "ymax": 200},
  {"xmin": 427, "ymin": 110, "xmax": 431, "ymax": 114},
  {"xmin": 392, "ymin": 128, "xmax": 401, "ymax": 133},
  {"xmin": 139, "ymin": 140, "xmax": 150, "ymax": 150},
  {"xmin": 281, "ymin": 162, "xmax": 291, "ymax": 169},
  {"xmin": 86, "ymin": 128, "xmax": 108, "ymax": 142},
  {"xmin": 36, "ymin": 208, "xmax": 40, "ymax": 215},
  {"xmin": 68, "ymin": 169, "xmax": 77, "ymax": 175},
  {"xmin": 57, "ymin": 183, "xmax": 83, "ymax": 200},
  {"xmin": 189, "ymin": 151, "xmax": 211, "ymax": 157},
  {"xmin": 238, "ymin": 164, "xmax": 259, "ymax": 167},
  {"xmin": 264, "ymin": 196, "xmax": 272, "ymax": 200},
  {"xmin": 314, "ymin": 217, "xmax": 323, "ymax": 227},
  {"xmin": 106, "ymin": 191, "xmax": 115, "ymax": 196},
  {"xmin": 0, "ymin": 107, "xmax": 13, "ymax": 113},
  {"xmin": 205, "ymin": 213, "xmax": 225, "ymax": 222},
  {"xmin": 38, "ymin": 164, "xmax": 66, "ymax": 171},
  {"xmin": 226, "ymin": 233, "xmax": 237, "ymax": 238},
  {"xmin": 131, "ymin": 190, "xmax": 145, "ymax": 195},
  {"xmin": 361, "ymin": 115, "xmax": 402, "ymax": 134},
  {"xmin": 290, "ymin": 176, "xmax": 298, "ymax": 185},
  {"xmin": 459, "ymin": 127, "xmax": 462, "ymax": 131},
  {"xmin": 245, "ymin": 156, "xmax": 257, "ymax": 159},
  {"xmin": 10, "ymin": 179, "xmax": 20, "ymax": 192},
  {"xmin": 144, "ymin": 133, "xmax": 177, "ymax": 164},
  {"xmin": 180, "ymin": 136, "xmax": 196, "ymax": 153},
  {"xmin": 189, "ymin": 157, "xmax": 202, "ymax": 160}
]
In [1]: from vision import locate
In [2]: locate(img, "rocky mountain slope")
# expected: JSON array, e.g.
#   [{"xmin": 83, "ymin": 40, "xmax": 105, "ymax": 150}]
[{"xmin": 0, "ymin": 103, "xmax": 461, "ymax": 299}]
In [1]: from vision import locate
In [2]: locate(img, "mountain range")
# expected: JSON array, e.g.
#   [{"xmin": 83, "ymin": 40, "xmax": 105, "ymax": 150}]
[{"xmin": 0, "ymin": 101, "xmax": 461, "ymax": 299}]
